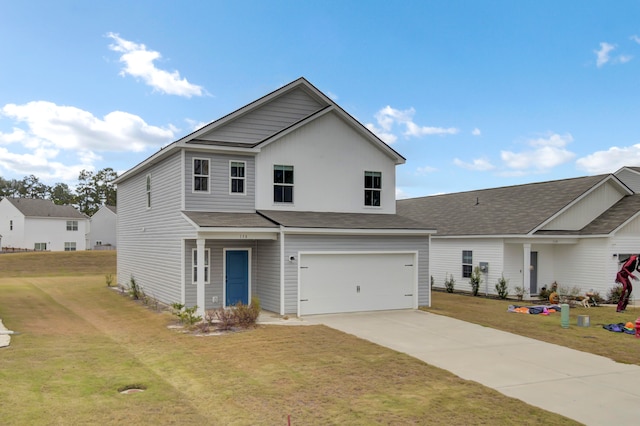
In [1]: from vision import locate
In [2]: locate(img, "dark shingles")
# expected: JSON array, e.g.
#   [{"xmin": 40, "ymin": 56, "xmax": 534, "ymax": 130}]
[
  {"xmin": 397, "ymin": 174, "xmax": 609, "ymax": 236},
  {"xmin": 6, "ymin": 198, "xmax": 87, "ymax": 219},
  {"xmin": 183, "ymin": 211, "xmax": 278, "ymax": 228},
  {"xmin": 258, "ymin": 210, "xmax": 431, "ymax": 230}
]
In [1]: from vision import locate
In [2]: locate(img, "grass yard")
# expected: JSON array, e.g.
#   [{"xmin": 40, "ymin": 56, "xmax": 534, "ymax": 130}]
[
  {"xmin": 0, "ymin": 251, "xmax": 579, "ymax": 425},
  {"xmin": 423, "ymin": 291, "xmax": 640, "ymax": 366}
]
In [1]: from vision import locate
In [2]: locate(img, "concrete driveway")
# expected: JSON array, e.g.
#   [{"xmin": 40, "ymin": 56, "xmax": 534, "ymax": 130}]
[{"xmin": 304, "ymin": 309, "xmax": 640, "ymax": 426}]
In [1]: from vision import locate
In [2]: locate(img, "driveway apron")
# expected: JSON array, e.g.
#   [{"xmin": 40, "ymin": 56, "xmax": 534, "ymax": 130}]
[{"xmin": 304, "ymin": 309, "xmax": 640, "ymax": 426}]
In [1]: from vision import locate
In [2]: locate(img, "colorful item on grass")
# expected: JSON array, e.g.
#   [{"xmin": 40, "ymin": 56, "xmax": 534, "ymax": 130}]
[{"xmin": 507, "ymin": 305, "xmax": 562, "ymax": 315}]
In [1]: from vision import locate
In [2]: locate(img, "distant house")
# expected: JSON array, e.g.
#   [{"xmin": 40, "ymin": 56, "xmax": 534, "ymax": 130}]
[
  {"xmin": 89, "ymin": 205, "xmax": 117, "ymax": 250},
  {"xmin": 115, "ymin": 77, "xmax": 434, "ymax": 316},
  {"xmin": 0, "ymin": 198, "xmax": 89, "ymax": 251},
  {"xmin": 397, "ymin": 167, "xmax": 640, "ymax": 302}
]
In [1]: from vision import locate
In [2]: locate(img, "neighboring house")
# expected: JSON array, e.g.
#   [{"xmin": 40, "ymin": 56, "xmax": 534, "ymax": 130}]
[
  {"xmin": 397, "ymin": 168, "xmax": 640, "ymax": 302},
  {"xmin": 115, "ymin": 77, "xmax": 434, "ymax": 316},
  {"xmin": 0, "ymin": 197, "xmax": 89, "ymax": 251},
  {"xmin": 89, "ymin": 205, "xmax": 117, "ymax": 249}
]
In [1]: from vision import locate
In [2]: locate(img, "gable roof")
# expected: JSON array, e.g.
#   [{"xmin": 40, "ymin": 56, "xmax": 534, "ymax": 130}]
[
  {"xmin": 116, "ymin": 77, "xmax": 404, "ymax": 183},
  {"xmin": 397, "ymin": 174, "xmax": 616, "ymax": 236},
  {"xmin": 4, "ymin": 198, "xmax": 87, "ymax": 219},
  {"xmin": 258, "ymin": 210, "xmax": 433, "ymax": 231}
]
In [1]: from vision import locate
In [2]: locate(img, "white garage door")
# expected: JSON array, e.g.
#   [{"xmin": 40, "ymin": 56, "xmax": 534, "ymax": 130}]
[{"xmin": 299, "ymin": 252, "xmax": 416, "ymax": 315}]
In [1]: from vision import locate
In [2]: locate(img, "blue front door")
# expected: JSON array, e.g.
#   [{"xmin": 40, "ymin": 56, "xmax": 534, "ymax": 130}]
[{"xmin": 226, "ymin": 250, "xmax": 249, "ymax": 306}]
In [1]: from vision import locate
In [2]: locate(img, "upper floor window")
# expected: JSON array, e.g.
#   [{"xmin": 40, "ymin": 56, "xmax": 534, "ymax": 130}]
[
  {"xmin": 66, "ymin": 220, "xmax": 78, "ymax": 231},
  {"xmin": 65, "ymin": 242, "xmax": 77, "ymax": 252},
  {"xmin": 462, "ymin": 250, "xmax": 473, "ymax": 278},
  {"xmin": 230, "ymin": 161, "xmax": 246, "ymax": 194},
  {"xmin": 192, "ymin": 248, "xmax": 210, "ymax": 284},
  {"xmin": 364, "ymin": 171, "xmax": 382, "ymax": 207},
  {"xmin": 9, "ymin": 220, "xmax": 13, "ymax": 231},
  {"xmin": 146, "ymin": 174, "xmax": 151, "ymax": 208},
  {"xmin": 274, "ymin": 165, "xmax": 294, "ymax": 203},
  {"xmin": 193, "ymin": 158, "xmax": 210, "ymax": 192}
]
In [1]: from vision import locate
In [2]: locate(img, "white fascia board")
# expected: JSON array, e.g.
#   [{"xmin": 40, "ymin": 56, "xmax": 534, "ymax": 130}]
[
  {"xmin": 609, "ymin": 210, "xmax": 640, "ymax": 237},
  {"xmin": 197, "ymin": 229, "xmax": 278, "ymax": 240},
  {"xmin": 531, "ymin": 175, "xmax": 632, "ymax": 233},
  {"xmin": 282, "ymin": 227, "xmax": 435, "ymax": 236}
]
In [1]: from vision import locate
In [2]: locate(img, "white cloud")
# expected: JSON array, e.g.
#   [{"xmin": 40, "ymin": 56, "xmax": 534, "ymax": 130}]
[
  {"xmin": 365, "ymin": 105, "xmax": 459, "ymax": 143},
  {"xmin": 453, "ymin": 157, "xmax": 495, "ymax": 171},
  {"xmin": 107, "ymin": 32, "xmax": 205, "ymax": 97},
  {"xmin": 416, "ymin": 165, "xmax": 437, "ymax": 175},
  {"xmin": 595, "ymin": 42, "xmax": 615, "ymax": 67},
  {"xmin": 619, "ymin": 55, "xmax": 633, "ymax": 64},
  {"xmin": 0, "ymin": 101, "xmax": 175, "ymax": 182},
  {"xmin": 576, "ymin": 144, "xmax": 640, "ymax": 174},
  {"xmin": 631, "ymin": 35, "xmax": 640, "ymax": 44},
  {"xmin": 501, "ymin": 133, "xmax": 575, "ymax": 171},
  {"xmin": 471, "ymin": 128, "xmax": 481, "ymax": 136}
]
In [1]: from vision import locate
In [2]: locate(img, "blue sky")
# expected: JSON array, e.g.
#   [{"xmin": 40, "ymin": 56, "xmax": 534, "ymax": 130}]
[{"xmin": 1, "ymin": 1, "xmax": 640, "ymax": 198}]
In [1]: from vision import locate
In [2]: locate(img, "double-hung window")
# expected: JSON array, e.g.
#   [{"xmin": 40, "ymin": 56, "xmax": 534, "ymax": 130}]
[
  {"xmin": 192, "ymin": 248, "xmax": 210, "ymax": 284},
  {"xmin": 146, "ymin": 174, "xmax": 151, "ymax": 208},
  {"xmin": 230, "ymin": 161, "xmax": 246, "ymax": 194},
  {"xmin": 364, "ymin": 171, "xmax": 382, "ymax": 206},
  {"xmin": 462, "ymin": 250, "xmax": 473, "ymax": 278},
  {"xmin": 193, "ymin": 158, "xmax": 210, "ymax": 192},
  {"xmin": 64, "ymin": 242, "xmax": 77, "ymax": 251},
  {"xmin": 274, "ymin": 165, "xmax": 294, "ymax": 203},
  {"xmin": 66, "ymin": 220, "xmax": 78, "ymax": 231}
]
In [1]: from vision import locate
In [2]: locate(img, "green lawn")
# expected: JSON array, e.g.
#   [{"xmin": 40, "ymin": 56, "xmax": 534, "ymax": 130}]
[{"xmin": 0, "ymin": 252, "xmax": 578, "ymax": 425}]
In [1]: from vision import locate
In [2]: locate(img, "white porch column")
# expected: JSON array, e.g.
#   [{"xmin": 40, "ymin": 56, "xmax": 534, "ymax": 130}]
[
  {"xmin": 523, "ymin": 243, "xmax": 531, "ymax": 297},
  {"xmin": 196, "ymin": 238, "xmax": 206, "ymax": 316}
]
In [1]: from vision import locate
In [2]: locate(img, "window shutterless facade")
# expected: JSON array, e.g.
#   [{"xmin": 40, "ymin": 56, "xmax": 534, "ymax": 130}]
[
  {"xmin": 66, "ymin": 220, "xmax": 78, "ymax": 231},
  {"xmin": 146, "ymin": 174, "xmax": 151, "ymax": 208},
  {"xmin": 274, "ymin": 165, "xmax": 294, "ymax": 203},
  {"xmin": 65, "ymin": 242, "xmax": 77, "ymax": 251},
  {"xmin": 230, "ymin": 161, "xmax": 246, "ymax": 194},
  {"xmin": 193, "ymin": 158, "xmax": 210, "ymax": 192},
  {"xmin": 462, "ymin": 250, "xmax": 473, "ymax": 278},
  {"xmin": 34, "ymin": 242, "xmax": 47, "ymax": 251},
  {"xmin": 192, "ymin": 248, "xmax": 210, "ymax": 284},
  {"xmin": 364, "ymin": 171, "xmax": 382, "ymax": 206}
]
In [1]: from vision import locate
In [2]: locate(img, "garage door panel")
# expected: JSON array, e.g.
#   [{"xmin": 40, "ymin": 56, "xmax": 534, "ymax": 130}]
[{"xmin": 299, "ymin": 253, "xmax": 416, "ymax": 315}]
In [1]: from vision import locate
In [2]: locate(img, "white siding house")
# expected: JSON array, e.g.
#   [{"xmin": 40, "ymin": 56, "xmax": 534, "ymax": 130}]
[
  {"xmin": 398, "ymin": 169, "xmax": 640, "ymax": 302},
  {"xmin": 0, "ymin": 198, "xmax": 89, "ymax": 252},
  {"xmin": 115, "ymin": 78, "xmax": 434, "ymax": 316},
  {"xmin": 89, "ymin": 205, "xmax": 117, "ymax": 249}
]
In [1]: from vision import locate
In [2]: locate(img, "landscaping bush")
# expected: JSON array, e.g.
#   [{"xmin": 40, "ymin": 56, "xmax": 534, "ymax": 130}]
[
  {"xmin": 606, "ymin": 284, "xmax": 624, "ymax": 304},
  {"xmin": 127, "ymin": 276, "xmax": 142, "ymax": 300},
  {"xmin": 469, "ymin": 267, "xmax": 482, "ymax": 296},
  {"xmin": 170, "ymin": 303, "xmax": 202, "ymax": 326},
  {"xmin": 235, "ymin": 297, "xmax": 261, "ymax": 328},
  {"xmin": 495, "ymin": 275, "xmax": 509, "ymax": 299},
  {"xmin": 207, "ymin": 297, "xmax": 262, "ymax": 331},
  {"xmin": 444, "ymin": 274, "xmax": 455, "ymax": 293}
]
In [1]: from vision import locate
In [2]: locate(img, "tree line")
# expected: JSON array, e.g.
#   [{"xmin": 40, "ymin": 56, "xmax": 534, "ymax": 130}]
[{"xmin": 0, "ymin": 168, "xmax": 117, "ymax": 216}]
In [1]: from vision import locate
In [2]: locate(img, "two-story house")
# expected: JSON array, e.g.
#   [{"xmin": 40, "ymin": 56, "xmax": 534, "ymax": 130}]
[
  {"xmin": 89, "ymin": 205, "xmax": 117, "ymax": 250},
  {"xmin": 0, "ymin": 197, "xmax": 89, "ymax": 251},
  {"xmin": 115, "ymin": 78, "xmax": 434, "ymax": 316}
]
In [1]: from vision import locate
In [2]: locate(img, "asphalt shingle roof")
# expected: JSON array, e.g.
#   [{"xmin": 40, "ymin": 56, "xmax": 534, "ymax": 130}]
[
  {"xmin": 396, "ymin": 174, "xmax": 610, "ymax": 236},
  {"xmin": 182, "ymin": 211, "xmax": 278, "ymax": 228},
  {"xmin": 6, "ymin": 198, "xmax": 87, "ymax": 219},
  {"xmin": 258, "ymin": 210, "xmax": 431, "ymax": 230}
]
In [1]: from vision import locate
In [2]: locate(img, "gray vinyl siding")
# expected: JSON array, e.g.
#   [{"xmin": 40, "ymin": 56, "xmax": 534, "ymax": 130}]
[
  {"xmin": 256, "ymin": 239, "xmax": 281, "ymax": 312},
  {"xmin": 184, "ymin": 151, "xmax": 256, "ymax": 212},
  {"xmin": 283, "ymin": 234, "xmax": 430, "ymax": 315},
  {"xmin": 200, "ymin": 88, "xmax": 324, "ymax": 144},
  {"xmin": 615, "ymin": 168, "xmax": 640, "ymax": 193},
  {"xmin": 184, "ymin": 239, "xmax": 258, "ymax": 311},
  {"xmin": 117, "ymin": 152, "xmax": 196, "ymax": 305}
]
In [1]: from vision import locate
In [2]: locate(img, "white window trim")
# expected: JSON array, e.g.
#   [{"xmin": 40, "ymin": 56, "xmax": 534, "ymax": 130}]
[
  {"xmin": 146, "ymin": 174, "xmax": 152, "ymax": 209},
  {"xmin": 462, "ymin": 250, "xmax": 473, "ymax": 278},
  {"xmin": 34, "ymin": 242, "xmax": 47, "ymax": 251},
  {"xmin": 64, "ymin": 242, "xmax": 77, "ymax": 252},
  {"xmin": 192, "ymin": 248, "xmax": 210, "ymax": 284},
  {"xmin": 364, "ymin": 170, "xmax": 382, "ymax": 208},
  {"xmin": 192, "ymin": 157, "xmax": 211, "ymax": 194},
  {"xmin": 229, "ymin": 160, "xmax": 246, "ymax": 195},
  {"xmin": 273, "ymin": 164, "xmax": 294, "ymax": 204},
  {"xmin": 66, "ymin": 220, "xmax": 78, "ymax": 231}
]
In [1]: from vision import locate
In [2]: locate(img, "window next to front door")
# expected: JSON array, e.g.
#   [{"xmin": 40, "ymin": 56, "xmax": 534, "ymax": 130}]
[
  {"xmin": 364, "ymin": 171, "xmax": 381, "ymax": 206},
  {"xmin": 192, "ymin": 248, "xmax": 210, "ymax": 284},
  {"xmin": 274, "ymin": 165, "xmax": 293, "ymax": 203},
  {"xmin": 462, "ymin": 250, "xmax": 473, "ymax": 278}
]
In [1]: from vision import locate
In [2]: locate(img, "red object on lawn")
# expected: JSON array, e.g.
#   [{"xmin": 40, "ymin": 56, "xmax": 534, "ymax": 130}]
[{"xmin": 635, "ymin": 317, "xmax": 640, "ymax": 338}]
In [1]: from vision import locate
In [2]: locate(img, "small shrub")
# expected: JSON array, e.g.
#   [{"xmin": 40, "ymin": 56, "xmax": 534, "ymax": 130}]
[
  {"xmin": 495, "ymin": 275, "xmax": 509, "ymax": 299},
  {"xmin": 444, "ymin": 274, "xmax": 455, "ymax": 293},
  {"xmin": 105, "ymin": 274, "xmax": 114, "ymax": 287},
  {"xmin": 212, "ymin": 307, "xmax": 238, "ymax": 331},
  {"xmin": 469, "ymin": 267, "xmax": 482, "ymax": 296},
  {"xmin": 235, "ymin": 297, "xmax": 261, "ymax": 328},
  {"xmin": 514, "ymin": 286, "xmax": 525, "ymax": 300},
  {"xmin": 170, "ymin": 303, "xmax": 202, "ymax": 326},
  {"xmin": 607, "ymin": 284, "xmax": 624, "ymax": 304},
  {"xmin": 127, "ymin": 276, "xmax": 142, "ymax": 300}
]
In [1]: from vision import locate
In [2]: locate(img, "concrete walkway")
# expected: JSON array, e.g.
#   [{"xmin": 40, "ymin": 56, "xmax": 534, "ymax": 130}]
[{"xmin": 304, "ymin": 310, "xmax": 640, "ymax": 426}]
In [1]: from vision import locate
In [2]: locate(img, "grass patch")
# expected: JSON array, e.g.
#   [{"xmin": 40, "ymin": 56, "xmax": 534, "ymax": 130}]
[
  {"xmin": 0, "ymin": 252, "xmax": 577, "ymax": 424},
  {"xmin": 423, "ymin": 291, "xmax": 640, "ymax": 365},
  {"xmin": 0, "ymin": 250, "xmax": 116, "ymax": 277}
]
